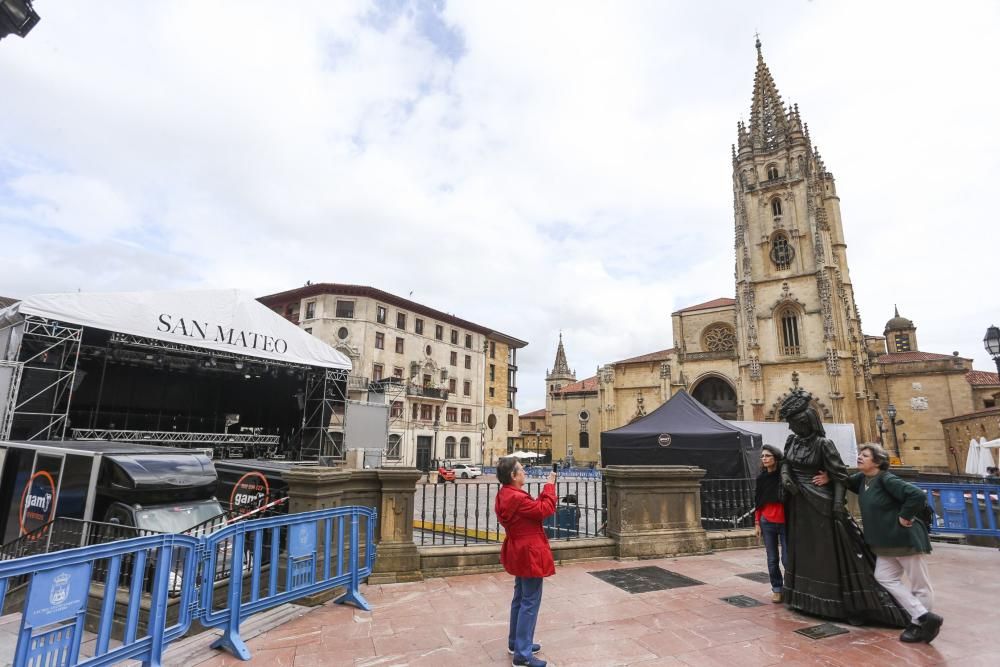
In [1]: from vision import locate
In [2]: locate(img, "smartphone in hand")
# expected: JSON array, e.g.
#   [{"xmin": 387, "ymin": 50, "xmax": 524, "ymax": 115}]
[{"xmin": 552, "ymin": 463, "xmax": 559, "ymax": 473}]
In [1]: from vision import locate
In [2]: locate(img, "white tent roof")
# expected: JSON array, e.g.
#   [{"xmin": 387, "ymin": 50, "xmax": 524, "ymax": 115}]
[{"xmin": 0, "ymin": 289, "xmax": 352, "ymax": 371}]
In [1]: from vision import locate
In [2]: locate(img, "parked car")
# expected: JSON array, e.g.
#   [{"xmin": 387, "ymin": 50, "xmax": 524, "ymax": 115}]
[{"xmin": 451, "ymin": 463, "xmax": 482, "ymax": 479}]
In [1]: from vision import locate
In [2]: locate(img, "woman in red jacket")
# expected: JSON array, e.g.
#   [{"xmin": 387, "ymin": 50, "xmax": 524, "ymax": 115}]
[{"xmin": 494, "ymin": 457, "xmax": 557, "ymax": 667}]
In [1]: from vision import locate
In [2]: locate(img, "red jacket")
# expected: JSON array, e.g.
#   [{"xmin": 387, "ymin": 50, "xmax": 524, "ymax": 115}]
[{"xmin": 495, "ymin": 483, "xmax": 557, "ymax": 578}]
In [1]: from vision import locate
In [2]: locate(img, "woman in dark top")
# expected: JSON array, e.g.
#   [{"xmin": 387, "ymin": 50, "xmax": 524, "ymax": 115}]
[
  {"xmin": 754, "ymin": 444, "xmax": 787, "ymax": 603},
  {"xmin": 778, "ymin": 389, "xmax": 908, "ymax": 627}
]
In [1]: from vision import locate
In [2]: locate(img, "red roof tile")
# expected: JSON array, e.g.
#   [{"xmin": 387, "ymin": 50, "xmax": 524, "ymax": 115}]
[
  {"xmin": 554, "ymin": 375, "xmax": 598, "ymax": 394},
  {"xmin": 673, "ymin": 297, "xmax": 735, "ymax": 314},
  {"xmin": 966, "ymin": 370, "xmax": 1000, "ymax": 386},
  {"xmin": 875, "ymin": 351, "xmax": 961, "ymax": 364},
  {"xmin": 520, "ymin": 408, "xmax": 547, "ymax": 418},
  {"xmin": 613, "ymin": 348, "xmax": 676, "ymax": 365}
]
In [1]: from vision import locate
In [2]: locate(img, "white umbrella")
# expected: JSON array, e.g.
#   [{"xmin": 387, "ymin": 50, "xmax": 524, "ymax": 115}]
[
  {"xmin": 964, "ymin": 438, "xmax": 981, "ymax": 476},
  {"xmin": 977, "ymin": 436, "xmax": 996, "ymax": 474},
  {"xmin": 509, "ymin": 450, "xmax": 540, "ymax": 459}
]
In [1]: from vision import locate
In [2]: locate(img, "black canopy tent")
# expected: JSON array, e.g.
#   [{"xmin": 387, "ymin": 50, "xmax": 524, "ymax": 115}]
[{"xmin": 600, "ymin": 390, "xmax": 761, "ymax": 478}]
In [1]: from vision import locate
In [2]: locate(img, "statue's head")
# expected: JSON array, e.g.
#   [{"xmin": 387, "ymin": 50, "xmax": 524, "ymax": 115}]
[{"xmin": 779, "ymin": 388, "xmax": 825, "ymax": 437}]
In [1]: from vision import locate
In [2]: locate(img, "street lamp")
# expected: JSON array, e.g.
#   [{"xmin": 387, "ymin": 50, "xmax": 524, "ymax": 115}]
[
  {"xmin": 984, "ymin": 325, "xmax": 1000, "ymax": 375},
  {"xmin": 875, "ymin": 412, "xmax": 885, "ymax": 445},
  {"xmin": 886, "ymin": 403, "xmax": 901, "ymax": 459},
  {"xmin": 432, "ymin": 418, "xmax": 440, "ymax": 469}
]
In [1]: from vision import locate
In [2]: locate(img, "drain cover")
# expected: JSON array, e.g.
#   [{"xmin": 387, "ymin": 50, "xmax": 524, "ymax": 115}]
[
  {"xmin": 736, "ymin": 572, "xmax": 772, "ymax": 584},
  {"xmin": 588, "ymin": 566, "xmax": 705, "ymax": 593},
  {"xmin": 795, "ymin": 623, "xmax": 849, "ymax": 640},
  {"xmin": 720, "ymin": 595, "xmax": 762, "ymax": 608}
]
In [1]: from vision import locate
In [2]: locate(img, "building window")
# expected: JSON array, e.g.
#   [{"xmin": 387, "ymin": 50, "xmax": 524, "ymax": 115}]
[
  {"xmin": 305, "ymin": 301, "xmax": 316, "ymax": 319},
  {"xmin": 373, "ymin": 363, "xmax": 383, "ymax": 381},
  {"xmin": 440, "ymin": 369, "xmax": 448, "ymax": 382},
  {"xmin": 450, "ymin": 351, "xmax": 457, "ymax": 366},
  {"xmin": 580, "ymin": 431, "xmax": 590, "ymax": 449},
  {"xmin": 771, "ymin": 197, "xmax": 782, "ymax": 218},
  {"xmin": 423, "ymin": 373, "xmax": 432, "ymax": 387},
  {"xmin": 335, "ymin": 300, "xmax": 354, "ymax": 318},
  {"xmin": 445, "ymin": 436, "xmax": 456, "ymax": 459},
  {"xmin": 412, "ymin": 403, "xmax": 419, "ymax": 419},
  {"xmin": 464, "ymin": 355, "xmax": 471, "ymax": 369},
  {"xmin": 425, "ymin": 344, "xmax": 432, "ymax": 356},
  {"xmin": 448, "ymin": 378, "xmax": 456, "ymax": 393},
  {"xmin": 395, "ymin": 337, "xmax": 404, "ymax": 354},
  {"xmin": 374, "ymin": 332, "xmax": 384, "ymax": 349},
  {"xmin": 529, "ymin": 421, "xmax": 536, "ymax": 431},
  {"xmin": 489, "ymin": 387, "xmax": 495, "ymax": 398},
  {"xmin": 415, "ymin": 318, "xmax": 424, "ymax": 335},
  {"xmin": 770, "ymin": 232, "xmax": 794, "ymax": 270},
  {"xmin": 766, "ymin": 164, "xmax": 779, "ymax": 180},
  {"xmin": 446, "ymin": 407, "xmax": 457, "ymax": 422},
  {"xmin": 460, "ymin": 437, "xmax": 470, "ymax": 459},
  {"xmin": 463, "ymin": 381, "xmax": 471, "ymax": 396},
  {"xmin": 461, "ymin": 408, "xmax": 472, "ymax": 424},
  {"xmin": 387, "ymin": 434, "xmax": 402, "ymax": 459},
  {"xmin": 894, "ymin": 334, "xmax": 911, "ymax": 353},
  {"xmin": 489, "ymin": 364, "xmax": 496, "ymax": 381},
  {"xmin": 447, "ymin": 329, "xmax": 457, "ymax": 344},
  {"xmin": 376, "ymin": 305, "xmax": 387, "ymax": 324},
  {"xmin": 779, "ymin": 308, "xmax": 801, "ymax": 355},
  {"xmin": 435, "ymin": 325, "xmax": 444, "ymax": 340},
  {"xmin": 490, "ymin": 341, "xmax": 496, "ymax": 358},
  {"xmin": 393, "ymin": 366, "xmax": 403, "ymax": 378},
  {"xmin": 420, "ymin": 404, "xmax": 434, "ymax": 421},
  {"xmin": 337, "ymin": 326, "xmax": 349, "ymax": 340},
  {"xmin": 390, "ymin": 401, "xmax": 403, "ymax": 418},
  {"xmin": 465, "ymin": 334, "xmax": 472, "ymax": 349},
  {"xmin": 702, "ymin": 324, "xmax": 736, "ymax": 352},
  {"xmin": 397, "ymin": 312, "xmax": 406, "ymax": 330},
  {"xmin": 508, "ymin": 414, "xmax": 514, "ymax": 431}
]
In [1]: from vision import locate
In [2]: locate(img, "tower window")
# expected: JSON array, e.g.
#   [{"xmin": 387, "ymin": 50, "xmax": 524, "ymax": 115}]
[
  {"xmin": 894, "ymin": 334, "xmax": 911, "ymax": 353},
  {"xmin": 771, "ymin": 197, "xmax": 782, "ymax": 218},
  {"xmin": 767, "ymin": 164, "xmax": 779, "ymax": 180},
  {"xmin": 779, "ymin": 308, "xmax": 801, "ymax": 356},
  {"xmin": 770, "ymin": 233, "xmax": 795, "ymax": 270}
]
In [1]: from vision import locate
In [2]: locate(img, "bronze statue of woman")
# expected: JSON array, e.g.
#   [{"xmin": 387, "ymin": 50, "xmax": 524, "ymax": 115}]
[{"xmin": 779, "ymin": 388, "xmax": 908, "ymax": 627}]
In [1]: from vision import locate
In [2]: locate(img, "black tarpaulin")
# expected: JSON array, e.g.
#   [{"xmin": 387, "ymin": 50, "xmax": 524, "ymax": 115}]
[{"xmin": 600, "ymin": 390, "xmax": 761, "ymax": 478}]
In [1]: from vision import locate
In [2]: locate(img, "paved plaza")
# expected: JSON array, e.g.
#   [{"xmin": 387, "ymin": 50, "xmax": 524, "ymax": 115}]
[{"xmin": 182, "ymin": 541, "xmax": 998, "ymax": 667}]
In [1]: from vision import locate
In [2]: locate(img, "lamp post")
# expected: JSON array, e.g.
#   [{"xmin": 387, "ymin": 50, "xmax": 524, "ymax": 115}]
[
  {"xmin": 875, "ymin": 412, "xmax": 885, "ymax": 445},
  {"xmin": 432, "ymin": 418, "xmax": 440, "ymax": 467},
  {"xmin": 886, "ymin": 403, "xmax": 901, "ymax": 460},
  {"xmin": 984, "ymin": 325, "xmax": 1000, "ymax": 376}
]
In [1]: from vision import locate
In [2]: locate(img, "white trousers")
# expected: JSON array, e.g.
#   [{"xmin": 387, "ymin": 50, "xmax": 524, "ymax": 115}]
[{"xmin": 874, "ymin": 554, "xmax": 933, "ymax": 621}]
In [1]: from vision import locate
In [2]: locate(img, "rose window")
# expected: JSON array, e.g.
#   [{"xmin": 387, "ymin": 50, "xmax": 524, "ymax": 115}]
[{"xmin": 704, "ymin": 326, "xmax": 736, "ymax": 352}]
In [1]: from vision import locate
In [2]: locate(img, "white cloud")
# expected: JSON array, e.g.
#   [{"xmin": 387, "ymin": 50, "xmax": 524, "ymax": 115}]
[{"xmin": 2, "ymin": 0, "xmax": 999, "ymax": 413}]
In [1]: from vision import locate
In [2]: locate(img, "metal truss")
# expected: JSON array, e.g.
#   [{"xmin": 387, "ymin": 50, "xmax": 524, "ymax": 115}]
[
  {"xmin": 300, "ymin": 368, "xmax": 350, "ymax": 461},
  {"xmin": 0, "ymin": 360, "xmax": 24, "ymax": 441},
  {"xmin": 2, "ymin": 316, "xmax": 82, "ymax": 440},
  {"xmin": 70, "ymin": 429, "xmax": 280, "ymax": 445}
]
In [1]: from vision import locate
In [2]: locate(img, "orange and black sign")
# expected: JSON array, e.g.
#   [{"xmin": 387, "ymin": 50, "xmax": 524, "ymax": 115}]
[
  {"xmin": 19, "ymin": 470, "xmax": 56, "ymax": 536},
  {"xmin": 229, "ymin": 471, "xmax": 270, "ymax": 512}
]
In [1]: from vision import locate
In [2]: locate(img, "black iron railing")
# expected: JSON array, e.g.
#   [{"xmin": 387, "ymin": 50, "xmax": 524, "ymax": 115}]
[
  {"xmin": 700, "ymin": 478, "xmax": 756, "ymax": 530},
  {"xmin": 413, "ymin": 480, "xmax": 606, "ymax": 546}
]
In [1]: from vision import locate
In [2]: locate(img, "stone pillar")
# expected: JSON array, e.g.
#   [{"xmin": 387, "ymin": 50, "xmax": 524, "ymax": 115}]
[
  {"xmin": 371, "ymin": 469, "xmax": 423, "ymax": 583},
  {"xmin": 282, "ymin": 467, "xmax": 352, "ymax": 513},
  {"xmin": 604, "ymin": 465, "xmax": 710, "ymax": 559}
]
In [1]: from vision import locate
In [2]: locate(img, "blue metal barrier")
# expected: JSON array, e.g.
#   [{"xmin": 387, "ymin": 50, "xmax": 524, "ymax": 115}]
[
  {"xmin": 199, "ymin": 505, "xmax": 377, "ymax": 660},
  {"xmin": 0, "ymin": 505, "xmax": 378, "ymax": 666},
  {"xmin": 0, "ymin": 533, "xmax": 201, "ymax": 667},
  {"xmin": 913, "ymin": 482, "xmax": 1000, "ymax": 537}
]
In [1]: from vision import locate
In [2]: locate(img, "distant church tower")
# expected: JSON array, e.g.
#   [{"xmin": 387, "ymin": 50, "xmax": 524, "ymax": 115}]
[
  {"xmin": 545, "ymin": 333, "xmax": 576, "ymax": 415},
  {"xmin": 732, "ymin": 39, "xmax": 874, "ymax": 438}
]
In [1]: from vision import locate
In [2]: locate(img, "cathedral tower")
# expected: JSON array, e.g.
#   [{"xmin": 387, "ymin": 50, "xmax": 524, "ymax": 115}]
[
  {"xmin": 732, "ymin": 39, "xmax": 874, "ymax": 438},
  {"xmin": 545, "ymin": 333, "xmax": 576, "ymax": 415}
]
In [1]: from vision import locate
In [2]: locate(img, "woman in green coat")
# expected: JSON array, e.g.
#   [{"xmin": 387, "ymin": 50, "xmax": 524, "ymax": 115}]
[{"xmin": 819, "ymin": 443, "xmax": 943, "ymax": 644}]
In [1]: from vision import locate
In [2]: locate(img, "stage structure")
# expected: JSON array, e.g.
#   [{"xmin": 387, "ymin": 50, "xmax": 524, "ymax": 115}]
[{"xmin": 0, "ymin": 289, "xmax": 376, "ymax": 461}]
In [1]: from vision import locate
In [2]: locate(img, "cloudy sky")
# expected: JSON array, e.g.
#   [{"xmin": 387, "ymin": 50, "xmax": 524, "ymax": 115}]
[{"xmin": 2, "ymin": 0, "xmax": 998, "ymax": 412}]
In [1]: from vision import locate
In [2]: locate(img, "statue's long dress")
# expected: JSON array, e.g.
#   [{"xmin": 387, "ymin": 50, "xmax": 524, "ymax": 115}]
[{"xmin": 782, "ymin": 436, "xmax": 909, "ymax": 627}]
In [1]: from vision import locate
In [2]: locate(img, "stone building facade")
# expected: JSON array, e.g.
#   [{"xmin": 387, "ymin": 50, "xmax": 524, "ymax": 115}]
[{"xmin": 258, "ymin": 284, "xmax": 526, "ymax": 469}]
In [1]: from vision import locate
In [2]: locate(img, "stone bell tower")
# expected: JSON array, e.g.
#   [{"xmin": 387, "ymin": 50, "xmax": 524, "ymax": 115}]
[
  {"xmin": 545, "ymin": 333, "xmax": 576, "ymax": 415},
  {"xmin": 732, "ymin": 39, "xmax": 874, "ymax": 439}
]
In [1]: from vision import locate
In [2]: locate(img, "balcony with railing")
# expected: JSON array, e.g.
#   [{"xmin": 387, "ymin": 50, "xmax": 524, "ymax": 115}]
[{"xmin": 406, "ymin": 384, "xmax": 450, "ymax": 401}]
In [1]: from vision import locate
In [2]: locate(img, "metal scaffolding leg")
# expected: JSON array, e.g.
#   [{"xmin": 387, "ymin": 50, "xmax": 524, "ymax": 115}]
[{"xmin": 300, "ymin": 368, "xmax": 348, "ymax": 461}]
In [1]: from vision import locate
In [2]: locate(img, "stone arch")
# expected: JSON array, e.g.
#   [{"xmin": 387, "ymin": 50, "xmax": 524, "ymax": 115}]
[{"xmin": 690, "ymin": 373, "xmax": 738, "ymax": 420}]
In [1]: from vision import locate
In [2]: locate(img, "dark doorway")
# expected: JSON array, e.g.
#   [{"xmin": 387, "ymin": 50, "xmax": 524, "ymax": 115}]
[
  {"xmin": 416, "ymin": 436, "xmax": 432, "ymax": 472},
  {"xmin": 692, "ymin": 377, "xmax": 738, "ymax": 420}
]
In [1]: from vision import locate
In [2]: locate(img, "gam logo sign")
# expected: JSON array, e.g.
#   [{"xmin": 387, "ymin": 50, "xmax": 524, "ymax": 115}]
[
  {"xmin": 19, "ymin": 470, "xmax": 56, "ymax": 536},
  {"xmin": 230, "ymin": 472, "xmax": 270, "ymax": 513}
]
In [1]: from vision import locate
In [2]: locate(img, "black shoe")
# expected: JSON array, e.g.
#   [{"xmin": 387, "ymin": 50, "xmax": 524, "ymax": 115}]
[
  {"xmin": 900, "ymin": 624, "xmax": 923, "ymax": 643},
  {"xmin": 917, "ymin": 612, "xmax": 943, "ymax": 644}
]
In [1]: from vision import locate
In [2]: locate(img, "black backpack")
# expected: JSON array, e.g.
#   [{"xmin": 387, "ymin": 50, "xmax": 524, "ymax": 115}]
[{"xmin": 877, "ymin": 474, "xmax": 935, "ymax": 528}]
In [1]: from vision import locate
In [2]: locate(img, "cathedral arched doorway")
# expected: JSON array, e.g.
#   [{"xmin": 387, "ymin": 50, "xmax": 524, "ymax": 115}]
[{"xmin": 691, "ymin": 376, "xmax": 738, "ymax": 420}]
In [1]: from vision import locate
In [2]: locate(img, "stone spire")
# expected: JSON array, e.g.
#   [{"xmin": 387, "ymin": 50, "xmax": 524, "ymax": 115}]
[
  {"xmin": 546, "ymin": 332, "xmax": 575, "ymax": 381},
  {"xmin": 748, "ymin": 38, "xmax": 793, "ymax": 152}
]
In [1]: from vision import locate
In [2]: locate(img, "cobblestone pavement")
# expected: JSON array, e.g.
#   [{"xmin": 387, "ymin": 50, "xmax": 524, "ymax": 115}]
[{"xmin": 186, "ymin": 541, "xmax": 998, "ymax": 666}]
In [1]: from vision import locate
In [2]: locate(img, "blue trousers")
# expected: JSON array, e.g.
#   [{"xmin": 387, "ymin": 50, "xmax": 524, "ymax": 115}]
[
  {"xmin": 760, "ymin": 517, "xmax": 788, "ymax": 592},
  {"xmin": 508, "ymin": 576, "xmax": 543, "ymax": 660}
]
